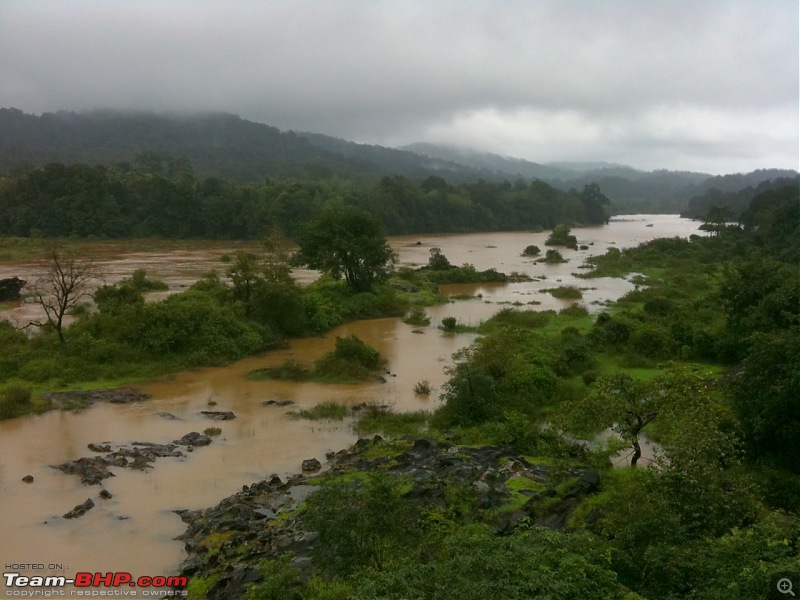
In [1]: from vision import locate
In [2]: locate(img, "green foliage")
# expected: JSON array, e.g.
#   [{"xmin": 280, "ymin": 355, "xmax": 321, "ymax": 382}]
[
  {"xmin": 0, "ymin": 386, "xmax": 32, "ymax": 419},
  {"xmin": 545, "ymin": 224, "xmax": 578, "ymax": 248},
  {"xmin": 542, "ymin": 249, "xmax": 566, "ymax": 263},
  {"xmin": 347, "ymin": 525, "xmax": 635, "ymax": 600},
  {"xmin": 305, "ymin": 474, "xmax": 420, "ymax": 576},
  {"xmin": 521, "ymin": 244, "xmax": 541, "ymax": 256},
  {"xmin": 402, "ymin": 305, "xmax": 430, "ymax": 326},
  {"xmin": 426, "ymin": 246, "xmax": 452, "ymax": 270},
  {"xmin": 545, "ymin": 285, "xmax": 583, "ymax": 299},
  {"xmin": 440, "ymin": 316, "xmax": 458, "ymax": 331},
  {"xmin": 413, "ymin": 379, "xmax": 432, "ymax": 395},
  {"xmin": 296, "ymin": 205, "xmax": 395, "ymax": 292},
  {"xmin": 288, "ymin": 401, "xmax": 349, "ymax": 421},
  {"xmin": 125, "ymin": 269, "xmax": 168, "ymax": 291},
  {"xmin": 245, "ymin": 555, "xmax": 301, "ymax": 600},
  {"xmin": 728, "ymin": 328, "xmax": 800, "ymax": 471},
  {"xmin": 93, "ymin": 283, "xmax": 144, "ymax": 315}
]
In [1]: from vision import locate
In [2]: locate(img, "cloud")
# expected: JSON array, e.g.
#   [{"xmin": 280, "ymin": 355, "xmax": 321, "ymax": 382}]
[{"xmin": 0, "ymin": 0, "xmax": 797, "ymax": 173}]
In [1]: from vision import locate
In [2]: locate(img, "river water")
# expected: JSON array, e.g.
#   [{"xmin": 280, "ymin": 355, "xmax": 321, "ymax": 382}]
[{"xmin": 0, "ymin": 215, "xmax": 698, "ymax": 592}]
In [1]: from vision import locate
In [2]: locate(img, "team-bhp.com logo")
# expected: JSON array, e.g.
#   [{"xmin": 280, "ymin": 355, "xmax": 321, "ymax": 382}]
[{"xmin": 3, "ymin": 572, "xmax": 188, "ymax": 596}]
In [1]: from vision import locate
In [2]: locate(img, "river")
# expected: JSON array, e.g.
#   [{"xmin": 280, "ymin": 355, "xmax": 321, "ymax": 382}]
[{"xmin": 0, "ymin": 215, "xmax": 699, "ymax": 592}]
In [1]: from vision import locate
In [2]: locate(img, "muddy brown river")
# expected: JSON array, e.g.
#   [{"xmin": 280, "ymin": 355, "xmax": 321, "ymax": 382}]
[{"xmin": 0, "ymin": 215, "xmax": 698, "ymax": 593}]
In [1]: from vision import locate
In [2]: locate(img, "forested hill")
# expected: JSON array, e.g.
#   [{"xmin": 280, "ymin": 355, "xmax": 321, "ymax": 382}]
[
  {"xmin": 1, "ymin": 108, "xmax": 795, "ymax": 214},
  {"xmin": 0, "ymin": 108, "xmax": 493, "ymax": 183}
]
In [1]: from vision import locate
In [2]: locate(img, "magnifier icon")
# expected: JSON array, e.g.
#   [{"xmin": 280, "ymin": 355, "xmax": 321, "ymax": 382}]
[{"xmin": 778, "ymin": 578, "xmax": 795, "ymax": 596}]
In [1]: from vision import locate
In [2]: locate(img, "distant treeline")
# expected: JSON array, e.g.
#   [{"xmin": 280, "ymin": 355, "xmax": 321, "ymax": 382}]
[
  {"xmin": 0, "ymin": 156, "xmax": 611, "ymax": 239},
  {"xmin": 681, "ymin": 175, "xmax": 800, "ymax": 220}
]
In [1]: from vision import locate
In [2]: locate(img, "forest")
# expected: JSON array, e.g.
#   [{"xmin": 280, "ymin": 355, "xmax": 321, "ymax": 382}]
[{"xmin": 0, "ymin": 156, "xmax": 612, "ymax": 238}]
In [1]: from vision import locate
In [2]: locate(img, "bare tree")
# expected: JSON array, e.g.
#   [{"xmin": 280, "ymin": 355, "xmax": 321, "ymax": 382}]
[{"xmin": 28, "ymin": 246, "xmax": 98, "ymax": 345}]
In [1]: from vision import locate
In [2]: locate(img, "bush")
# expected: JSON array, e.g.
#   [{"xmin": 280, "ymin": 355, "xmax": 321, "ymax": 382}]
[
  {"xmin": 441, "ymin": 317, "xmax": 458, "ymax": 331},
  {"xmin": 545, "ymin": 285, "xmax": 583, "ymax": 300},
  {"xmin": 403, "ymin": 306, "xmax": 430, "ymax": 326},
  {"xmin": 542, "ymin": 249, "xmax": 566, "ymax": 263},
  {"xmin": 522, "ymin": 244, "xmax": 541, "ymax": 256},
  {"xmin": 0, "ymin": 386, "xmax": 32, "ymax": 419},
  {"xmin": 126, "ymin": 269, "xmax": 168, "ymax": 292},
  {"xmin": 545, "ymin": 224, "xmax": 578, "ymax": 248},
  {"xmin": 414, "ymin": 379, "xmax": 432, "ymax": 395}
]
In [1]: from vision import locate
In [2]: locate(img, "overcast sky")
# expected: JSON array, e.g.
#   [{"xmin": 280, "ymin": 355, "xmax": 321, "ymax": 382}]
[{"xmin": 1, "ymin": 1, "xmax": 797, "ymax": 174}]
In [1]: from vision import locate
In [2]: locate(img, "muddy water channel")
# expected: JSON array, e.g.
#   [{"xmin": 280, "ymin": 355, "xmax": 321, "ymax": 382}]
[{"xmin": 0, "ymin": 215, "xmax": 698, "ymax": 590}]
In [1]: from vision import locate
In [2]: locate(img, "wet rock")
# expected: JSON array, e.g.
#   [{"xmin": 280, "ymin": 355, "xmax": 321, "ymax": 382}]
[
  {"xmin": 156, "ymin": 412, "xmax": 181, "ymax": 420},
  {"xmin": 22, "ymin": 475, "xmax": 34, "ymax": 483},
  {"xmin": 99, "ymin": 489, "xmax": 113, "ymax": 499},
  {"xmin": 42, "ymin": 387, "xmax": 150, "ymax": 407},
  {"xmin": 175, "ymin": 432, "xmax": 213, "ymax": 447},
  {"xmin": 53, "ymin": 457, "xmax": 115, "ymax": 486},
  {"xmin": 200, "ymin": 410, "xmax": 236, "ymax": 420},
  {"xmin": 262, "ymin": 399, "xmax": 294, "ymax": 407},
  {"xmin": 301, "ymin": 458, "xmax": 321, "ymax": 472},
  {"xmin": 63, "ymin": 498, "xmax": 95, "ymax": 519},
  {"xmin": 55, "ymin": 433, "xmax": 213, "ymax": 485}
]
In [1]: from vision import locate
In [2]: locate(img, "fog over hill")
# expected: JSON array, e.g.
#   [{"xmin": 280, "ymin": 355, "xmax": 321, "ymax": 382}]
[{"xmin": 0, "ymin": 108, "xmax": 796, "ymax": 214}]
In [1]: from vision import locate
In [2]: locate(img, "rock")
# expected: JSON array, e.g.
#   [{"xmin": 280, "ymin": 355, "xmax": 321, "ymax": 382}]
[
  {"xmin": 175, "ymin": 432, "xmax": 213, "ymax": 447},
  {"xmin": 53, "ymin": 457, "xmax": 115, "ymax": 486},
  {"xmin": 301, "ymin": 458, "xmax": 321, "ymax": 472},
  {"xmin": 0, "ymin": 277, "xmax": 26, "ymax": 301},
  {"xmin": 262, "ymin": 399, "xmax": 294, "ymax": 407},
  {"xmin": 99, "ymin": 489, "xmax": 113, "ymax": 499},
  {"xmin": 200, "ymin": 411, "xmax": 236, "ymax": 420},
  {"xmin": 22, "ymin": 475, "xmax": 34, "ymax": 483},
  {"xmin": 63, "ymin": 498, "xmax": 95, "ymax": 519},
  {"xmin": 472, "ymin": 480, "xmax": 490, "ymax": 493},
  {"xmin": 156, "ymin": 412, "xmax": 181, "ymax": 420},
  {"xmin": 42, "ymin": 387, "xmax": 150, "ymax": 407}
]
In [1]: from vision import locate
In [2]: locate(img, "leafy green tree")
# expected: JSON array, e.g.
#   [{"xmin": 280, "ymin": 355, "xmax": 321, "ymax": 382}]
[
  {"xmin": 728, "ymin": 329, "xmax": 800, "ymax": 471},
  {"xmin": 427, "ymin": 246, "xmax": 452, "ymax": 270},
  {"xmin": 296, "ymin": 206, "xmax": 396, "ymax": 292}
]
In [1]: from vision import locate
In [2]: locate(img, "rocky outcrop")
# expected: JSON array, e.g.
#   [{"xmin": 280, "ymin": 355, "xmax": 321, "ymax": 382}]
[
  {"xmin": 200, "ymin": 411, "xmax": 236, "ymax": 420},
  {"xmin": 42, "ymin": 387, "xmax": 151, "ymax": 408},
  {"xmin": 53, "ymin": 432, "xmax": 213, "ymax": 485},
  {"xmin": 63, "ymin": 498, "xmax": 95, "ymax": 519},
  {"xmin": 174, "ymin": 436, "xmax": 600, "ymax": 599}
]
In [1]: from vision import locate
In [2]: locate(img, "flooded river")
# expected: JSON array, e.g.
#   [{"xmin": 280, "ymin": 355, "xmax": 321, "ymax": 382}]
[{"xmin": 0, "ymin": 215, "xmax": 699, "ymax": 592}]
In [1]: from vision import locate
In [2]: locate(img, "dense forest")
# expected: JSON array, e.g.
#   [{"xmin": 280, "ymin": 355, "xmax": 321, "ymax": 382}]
[
  {"xmin": 0, "ymin": 157, "xmax": 612, "ymax": 238},
  {"xmin": 1, "ymin": 108, "xmax": 795, "ymax": 215}
]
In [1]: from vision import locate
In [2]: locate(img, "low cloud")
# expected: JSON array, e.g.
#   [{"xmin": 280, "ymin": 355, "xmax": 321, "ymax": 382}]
[{"xmin": 1, "ymin": 0, "xmax": 797, "ymax": 173}]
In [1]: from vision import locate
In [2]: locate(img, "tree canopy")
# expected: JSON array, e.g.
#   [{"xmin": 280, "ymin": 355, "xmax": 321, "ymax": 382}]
[{"xmin": 295, "ymin": 205, "xmax": 396, "ymax": 292}]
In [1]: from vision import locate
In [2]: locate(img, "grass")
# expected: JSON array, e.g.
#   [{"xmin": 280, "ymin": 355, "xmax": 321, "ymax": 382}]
[
  {"xmin": 543, "ymin": 285, "xmax": 583, "ymax": 300},
  {"xmin": 355, "ymin": 410, "xmax": 430, "ymax": 437},
  {"xmin": 0, "ymin": 236, "xmax": 261, "ymax": 262},
  {"xmin": 287, "ymin": 401, "xmax": 349, "ymax": 421}
]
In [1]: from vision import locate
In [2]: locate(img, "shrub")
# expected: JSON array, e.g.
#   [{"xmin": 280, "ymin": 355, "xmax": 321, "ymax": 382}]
[
  {"xmin": 546, "ymin": 285, "xmax": 583, "ymax": 300},
  {"xmin": 542, "ymin": 249, "xmax": 566, "ymax": 263},
  {"xmin": 126, "ymin": 269, "xmax": 168, "ymax": 292},
  {"xmin": 403, "ymin": 306, "xmax": 430, "ymax": 326},
  {"xmin": 522, "ymin": 244, "xmax": 541, "ymax": 256},
  {"xmin": 0, "ymin": 386, "xmax": 32, "ymax": 419},
  {"xmin": 441, "ymin": 317, "xmax": 458, "ymax": 331},
  {"xmin": 545, "ymin": 224, "xmax": 578, "ymax": 248},
  {"xmin": 414, "ymin": 379, "xmax": 432, "ymax": 395}
]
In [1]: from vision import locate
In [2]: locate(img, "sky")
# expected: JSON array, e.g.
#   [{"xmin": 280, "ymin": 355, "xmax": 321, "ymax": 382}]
[{"xmin": 1, "ymin": 0, "xmax": 797, "ymax": 174}]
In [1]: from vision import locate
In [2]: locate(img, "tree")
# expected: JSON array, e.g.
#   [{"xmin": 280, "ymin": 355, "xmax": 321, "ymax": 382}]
[
  {"xmin": 28, "ymin": 246, "xmax": 98, "ymax": 345},
  {"xmin": 296, "ymin": 205, "xmax": 396, "ymax": 292}
]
